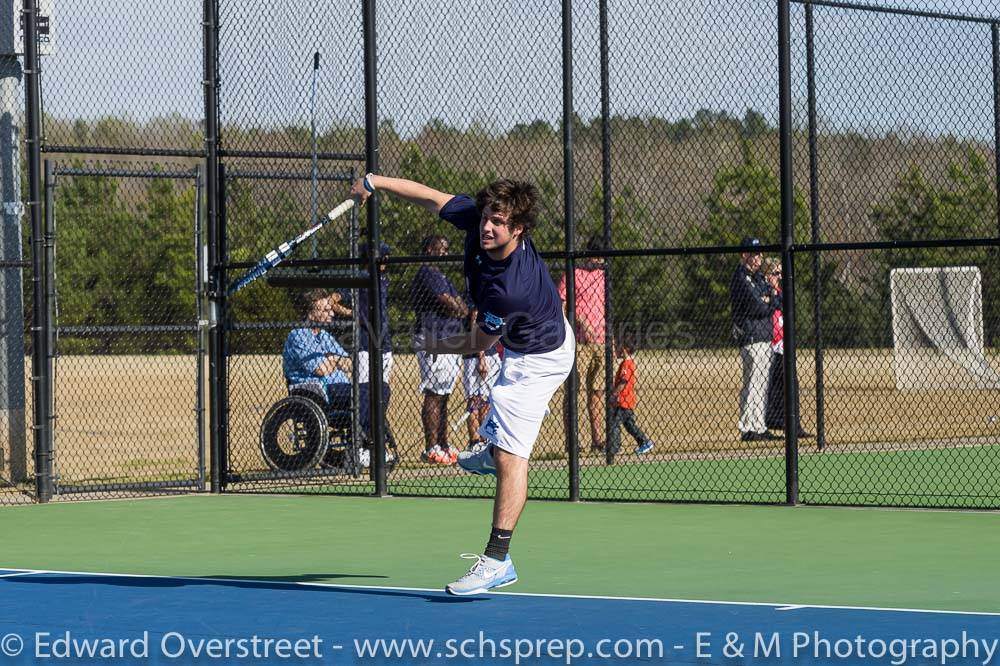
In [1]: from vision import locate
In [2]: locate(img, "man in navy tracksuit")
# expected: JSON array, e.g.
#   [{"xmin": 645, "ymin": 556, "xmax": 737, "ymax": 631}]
[{"xmin": 730, "ymin": 237, "xmax": 780, "ymax": 442}]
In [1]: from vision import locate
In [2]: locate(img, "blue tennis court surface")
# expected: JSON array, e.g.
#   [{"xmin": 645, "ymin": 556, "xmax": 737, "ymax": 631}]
[{"xmin": 1, "ymin": 569, "xmax": 998, "ymax": 664}]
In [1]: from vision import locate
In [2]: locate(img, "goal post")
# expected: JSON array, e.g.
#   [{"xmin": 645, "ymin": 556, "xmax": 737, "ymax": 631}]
[{"xmin": 890, "ymin": 266, "xmax": 1000, "ymax": 390}]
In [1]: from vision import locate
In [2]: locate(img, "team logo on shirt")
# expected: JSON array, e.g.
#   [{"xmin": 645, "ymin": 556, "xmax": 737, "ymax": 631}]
[{"xmin": 483, "ymin": 312, "xmax": 504, "ymax": 333}]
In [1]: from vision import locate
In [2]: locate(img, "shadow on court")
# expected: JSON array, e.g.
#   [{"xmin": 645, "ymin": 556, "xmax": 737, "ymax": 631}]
[{"xmin": 3, "ymin": 573, "xmax": 485, "ymax": 604}]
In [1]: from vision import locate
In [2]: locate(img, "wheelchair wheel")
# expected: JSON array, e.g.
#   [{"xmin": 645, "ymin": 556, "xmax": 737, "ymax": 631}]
[{"xmin": 259, "ymin": 395, "xmax": 329, "ymax": 472}]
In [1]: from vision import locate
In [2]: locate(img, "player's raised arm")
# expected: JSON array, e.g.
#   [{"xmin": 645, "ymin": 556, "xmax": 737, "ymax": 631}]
[{"xmin": 350, "ymin": 174, "xmax": 454, "ymax": 214}]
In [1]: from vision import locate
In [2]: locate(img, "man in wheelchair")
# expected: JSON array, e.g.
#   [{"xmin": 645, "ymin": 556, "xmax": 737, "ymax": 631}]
[
  {"xmin": 260, "ymin": 288, "xmax": 396, "ymax": 473},
  {"xmin": 282, "ymin": 288, "xmax": 354, "ymax": 414}
]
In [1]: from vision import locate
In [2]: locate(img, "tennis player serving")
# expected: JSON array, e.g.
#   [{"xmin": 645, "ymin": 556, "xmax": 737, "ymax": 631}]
[{"xmin": 350, "ymin": 174, "xmax": 574, "ymax": 595}]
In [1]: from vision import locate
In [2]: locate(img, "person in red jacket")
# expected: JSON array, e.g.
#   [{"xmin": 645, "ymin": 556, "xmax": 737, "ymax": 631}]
[
  {"xmin": 609, "ymin": 333, "xmax": 654, "ymax": 455},
  {"xmin": 763, "ymin": 258, "xmax": 812, "ymax": 438}
]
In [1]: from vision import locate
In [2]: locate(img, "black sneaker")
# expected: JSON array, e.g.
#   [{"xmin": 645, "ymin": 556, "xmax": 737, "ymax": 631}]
[{"xmin": 743, "ymin": 431, "xmax": 781, "ymax": 442}]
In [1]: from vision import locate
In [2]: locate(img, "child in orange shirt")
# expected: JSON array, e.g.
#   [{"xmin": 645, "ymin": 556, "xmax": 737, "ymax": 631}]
[{"xmin": 611, "ymin": 334, "xmax": 654, "ymax": 455}]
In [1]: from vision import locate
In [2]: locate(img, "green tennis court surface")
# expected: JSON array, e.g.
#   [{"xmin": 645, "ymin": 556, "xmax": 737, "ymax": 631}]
[
  {"xmin": 262, "ymin": 445, "xmax": 1000, "ymax": 507},
  {"xmin": 2, "ymin": 494, "xmax": 998, "ymax": 612}
]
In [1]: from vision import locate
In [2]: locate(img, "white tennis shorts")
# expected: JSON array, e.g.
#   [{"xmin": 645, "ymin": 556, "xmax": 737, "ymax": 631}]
[
  {"xmin": 416, "ymin": 350, "xmax": 461, "ymax": 395},
  {"xmin": 462, "ymin": 353, "xmax": 502, "ymax": 400},
  {"xmin": 479, "ymin": 318, "xmax": 575, "ymax": 459},
  {"xmin": 357, "ymin": 351, "xmax": 393, "ymax": 384}
]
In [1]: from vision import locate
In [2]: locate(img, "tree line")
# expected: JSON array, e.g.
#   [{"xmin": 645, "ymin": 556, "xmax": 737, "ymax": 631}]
[{"xmin": 40, "ymin": 111, "xmax": 1000, "ymax": 354}]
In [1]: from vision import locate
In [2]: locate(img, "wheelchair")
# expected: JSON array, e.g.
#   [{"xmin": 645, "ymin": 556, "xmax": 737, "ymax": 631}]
[{"xmin": 259, "ymin": 381, "xmax": 398, "ymax": 474}]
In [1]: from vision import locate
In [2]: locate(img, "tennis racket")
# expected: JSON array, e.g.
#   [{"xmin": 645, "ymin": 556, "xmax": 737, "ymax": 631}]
[
  {"xmin": 226, "ymin": 199, "xmax": 356, "ymax": 296},
  {"xmin": 450, "ymin": 410, "xmax": 471, "ymax": 433}
]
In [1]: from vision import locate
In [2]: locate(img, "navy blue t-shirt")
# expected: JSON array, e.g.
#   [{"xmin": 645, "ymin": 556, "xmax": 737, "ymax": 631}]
[
  {"xmin": 410, "ymin": 264, "xmax": 464, "ymax": 338},
  {"xmin": 439, "ymin": 195, "xmax": 565, "ymax": 354}
]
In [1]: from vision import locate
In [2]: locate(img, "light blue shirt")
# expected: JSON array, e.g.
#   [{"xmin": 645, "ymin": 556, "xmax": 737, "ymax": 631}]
[{"xmin": 282, "ymin": 328, "xmax": 350, "ymax": 386}]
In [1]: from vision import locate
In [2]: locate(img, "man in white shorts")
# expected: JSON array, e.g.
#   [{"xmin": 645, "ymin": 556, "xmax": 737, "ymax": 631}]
[
  {"xmin": 410, "ymin": 235, "xmax": 467, "ymax": 464},
  {"xmin": 353, "ymin": 241, "xmax": 394, "ymax": 384},
  {"xmin": 351, "ymin": 242, "xmax": 394, "ymax": 449},
  {"xmin": 351, "ymin": 174, "xmax": 574, "ymax": 596}
]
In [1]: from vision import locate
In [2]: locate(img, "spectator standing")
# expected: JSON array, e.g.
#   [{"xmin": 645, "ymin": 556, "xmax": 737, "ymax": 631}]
[
  {"xmin": 350, "ymin": 241, "xmax": 394, "ymax": 446},
  {"xmin": 609, "ymin": 334, "xmax": 654, "ymax": 455},
  {"xmin": 411, "ymin": 235, "xmax": 467, "ymax": 464},
  {"xmin": 354, "ymin": 242, "xmax": 394, "ymax": 384},
  {"xmin": 729, "ymin": 238, "xmax": 780, "ymax": 442},
  {"xmin": 558, "ymin": 235, "xmax": 609, "ymax": 451},
  {"xmin": 762, "ymin": 257, "xmax": 812, "ymax": 438}
]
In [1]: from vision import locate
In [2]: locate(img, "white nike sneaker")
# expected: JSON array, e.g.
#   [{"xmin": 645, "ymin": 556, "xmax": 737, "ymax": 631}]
[
  {"xmin": 457, "ymin": 443, "xmax": 497, "ymax": 476},
  {"xmin": 445, "ymin": 553, "xmax": 518, "ymax": 596}
]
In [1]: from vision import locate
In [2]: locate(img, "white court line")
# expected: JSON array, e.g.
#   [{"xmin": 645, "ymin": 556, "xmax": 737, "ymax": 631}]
[
  {"xmin": 1, "ymin": 565, "xmax": 998, "ymax": 618},
  {"xmin": 0, "ymin": 571, "xmax": 42, "ymax": 579}
]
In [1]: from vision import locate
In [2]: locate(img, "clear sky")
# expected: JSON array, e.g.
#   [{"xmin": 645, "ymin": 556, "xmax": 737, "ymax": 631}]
[{"xmin": 35, "ymin": 0, "xmax": 1000, "ymax": 144}]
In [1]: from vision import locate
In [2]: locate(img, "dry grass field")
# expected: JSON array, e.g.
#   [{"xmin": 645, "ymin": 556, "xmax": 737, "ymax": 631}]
[{"xmin": 2, "ymin": 347, "xmax": 998, "ymax": 494}]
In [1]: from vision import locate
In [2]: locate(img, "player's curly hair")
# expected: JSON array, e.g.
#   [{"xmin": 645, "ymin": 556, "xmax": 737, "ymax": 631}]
[{"xmin": 475, "ymin": 178, "xmax": 540, "ymax": 238}]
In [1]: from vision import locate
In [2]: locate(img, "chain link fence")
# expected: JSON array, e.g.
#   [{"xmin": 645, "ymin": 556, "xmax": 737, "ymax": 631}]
[
  {"xmin": 41, "ymin": 0, "xmax": 203, "ymax": 154},
  {"xmin": 221, "ymin": 163, "xmax": 380, "ymax": 494},
  {"xmin": 44, "ymin": 162, "xmax": 205, "ymax": 498},
  {"xmin": 5, "ymin": 0, "xmax": 998, "ymax": 507},
  {"xmin": 789, "ymin": 0, "xmax": 1000, "ymax": 506}
]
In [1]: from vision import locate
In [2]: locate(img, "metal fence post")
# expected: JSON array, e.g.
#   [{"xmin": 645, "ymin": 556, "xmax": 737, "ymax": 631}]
[
  {"xmin": 30, "ymin": 159, "xmax": 51, "ymax": 501},
  {"xmin": 599, "ymin": 0, "xmax": 615, "ymax": 468},
  {"xmin": 43, "ymin": 159, "xmax": 54, "ymax": 460},
  {"xmin": 194, "ymin": 166, "xmax": 206, "ymax": 488},
  {"xmin": 217, "ymin": 163, "xmax": 230, "ymax": 491},
  {"xmin": 778, "ymin": 0, "xmax": 800, "ymax": 506},
  {"xmin": 992, "ymin": 22, "xmax": 1000, "ymax": 239},
  {"xmin": 349, "ymin": 168, "xmax": 362, "ymax": 475},
  {"xmin": 363, "ymin": 0, "xmax": 387, "ymax": 497},
  {"xmin": 204, "ymin": 0, "xmax": 224, "ymax": 493},
  {"xmin": 25, "ymin": 1, "xmax": 49, "ymax": 502},
  {"xmin": 21, "ymin": 0, "xmax": 53, "ymax": 502},
  {"xmin": 806, "ymin": 3, "xmax": 826, "ymax": 451},
  {"xmin": 562, "ymin": 0, "xmax": 579, "ymax": 501}
]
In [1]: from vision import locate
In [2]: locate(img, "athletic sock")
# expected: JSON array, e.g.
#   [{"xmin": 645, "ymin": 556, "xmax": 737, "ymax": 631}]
[{"xmin": 484, "ymin": 526, "xmax": 513, "ymax": 561}]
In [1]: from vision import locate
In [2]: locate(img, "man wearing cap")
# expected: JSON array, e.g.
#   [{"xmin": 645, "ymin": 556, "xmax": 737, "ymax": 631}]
[{"xmin": 730, "ymin": 237, "xmax": 780, "ymax": 442}]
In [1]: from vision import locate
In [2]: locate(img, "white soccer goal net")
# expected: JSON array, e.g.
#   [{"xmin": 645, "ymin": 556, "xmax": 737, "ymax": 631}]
[{"xmin": 890, "ymin": 266, "xmax": 1000, "ymax": 390}]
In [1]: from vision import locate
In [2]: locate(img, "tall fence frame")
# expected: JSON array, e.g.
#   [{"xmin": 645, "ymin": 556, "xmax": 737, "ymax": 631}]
[
  {"xmin": 35, "ymin": 161, "xmax": 207, "ymax": 499},
  {"xmin": 789, "ymin": 0, "xmax": 1000, "ymax": 506},
  {"xmin": 8, "ymin": 0, "xmax": 1000, "ymax": 507}
]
